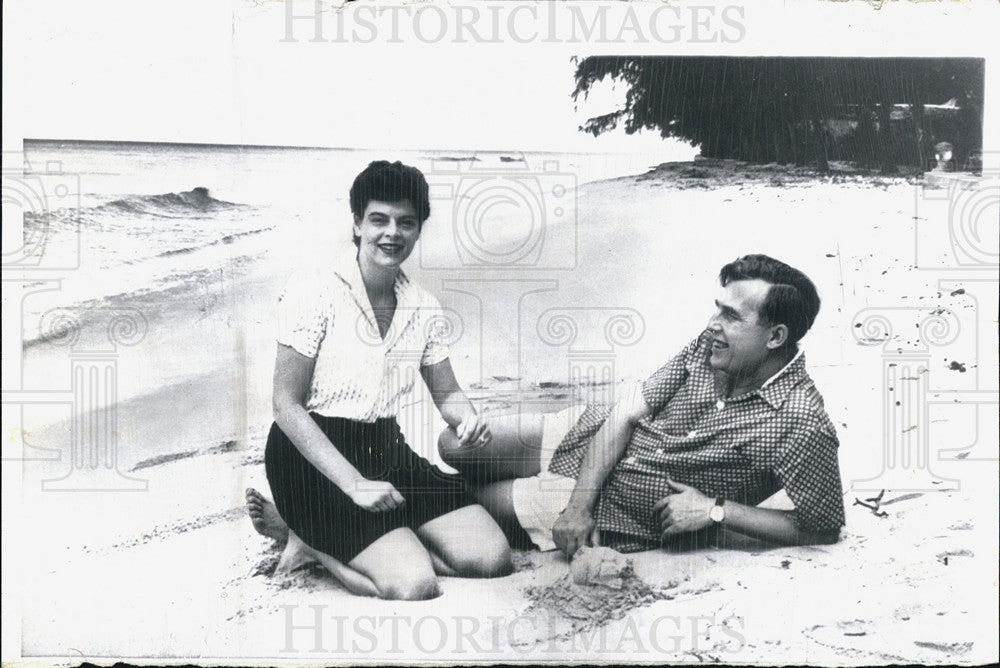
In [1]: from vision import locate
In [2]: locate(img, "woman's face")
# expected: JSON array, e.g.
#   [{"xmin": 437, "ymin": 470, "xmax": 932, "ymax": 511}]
[{"xmin": 353, "ymin": 199, "xmax": 421, "ymax": 269}]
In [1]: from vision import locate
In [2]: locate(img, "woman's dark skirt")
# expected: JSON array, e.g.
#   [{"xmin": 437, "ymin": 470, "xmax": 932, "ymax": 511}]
[{"xmin": 265, "ymin": 413, "xmax": 477, "ymax": 564}]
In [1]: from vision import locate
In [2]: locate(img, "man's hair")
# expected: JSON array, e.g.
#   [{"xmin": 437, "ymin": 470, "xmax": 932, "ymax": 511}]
[
  {"xmin": 349, "ymin": 161, "xmax": 431, "ymax": 245},
  {"xmin": 719, "ymin": 254, "xmax": 821, "ymax": 345}
]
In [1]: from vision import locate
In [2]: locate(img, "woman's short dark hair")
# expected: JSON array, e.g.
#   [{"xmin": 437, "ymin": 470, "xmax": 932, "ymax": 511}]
[
  {"xmin": 719, "ymin": 254, "xmax": 821, "ymax": 346},
  {"xmin": 349, "ymin": 161, "xmax": 431, "ymax": 244}
]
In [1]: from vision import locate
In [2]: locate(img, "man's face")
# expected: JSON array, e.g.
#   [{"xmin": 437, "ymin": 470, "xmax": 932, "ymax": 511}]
[{"xmin": 706, "ymin": 279, "xmax": 777, "ymax": 377}]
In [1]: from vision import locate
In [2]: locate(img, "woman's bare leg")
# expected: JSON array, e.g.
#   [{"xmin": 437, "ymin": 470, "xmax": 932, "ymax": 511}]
[
  {"xmin": 274, "ymin": 530, "xmax": 315, "ymax": 573},
  {"xmin": 276, "ymin": 531, "xmax": 381, "ymax": 598},
  {"xmin": 275, "ymin": 527, "xmax": 444, "ymax": 601},
  {"xmin": 348, "ymin": 528, "xmax": 441, "ymax": 600},
  {"xmin": 438, "ymin": 412, "xmax": 545, "ymax": 482},
  {"xmin": 416, "ymin": 505, "xmax": 513, "ymax": 578},
  {"xmin": 425, "ymin": 551, "xmax": 459, "ymax": 577},
  {"xmin": 247, "ymin": 488, "xmax": 380, "ymax": 598}
]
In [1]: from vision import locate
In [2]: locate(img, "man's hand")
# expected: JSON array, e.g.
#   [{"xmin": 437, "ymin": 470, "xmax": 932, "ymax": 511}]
[
  {"xmin": 653, "ymin": 477, "xmax": 714, "ymax": 537},
  {"xmin": 457, "ymin": 413, "xmax": 492, "ymax": 449},
  {"xmin": 552, "ymin": 504, "xmax": 598, "ymax": 560}
]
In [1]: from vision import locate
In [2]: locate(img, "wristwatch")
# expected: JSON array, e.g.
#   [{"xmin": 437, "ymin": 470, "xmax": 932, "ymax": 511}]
[{"xmin": 709, "ymin": 498, "xmax": 726, "ymax": 524}]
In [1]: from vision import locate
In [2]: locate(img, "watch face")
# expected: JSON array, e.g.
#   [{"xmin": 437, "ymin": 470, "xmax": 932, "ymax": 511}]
[{"xmin": 710, "ymin": 505, "xmax": 726, "ymax": 523}]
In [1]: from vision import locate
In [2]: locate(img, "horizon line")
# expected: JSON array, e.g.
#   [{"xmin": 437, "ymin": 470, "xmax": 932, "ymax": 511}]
[{"xmin": 24, "ymin": 137, "xmax": 691, "ymax": 156}]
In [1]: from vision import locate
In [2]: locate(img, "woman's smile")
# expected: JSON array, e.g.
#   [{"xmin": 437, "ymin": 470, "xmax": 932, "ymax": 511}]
[
  {"xmin": 354, "ymin": 199, "xmax": 421, "ymax": 268},
  {"xmin": 377, "ymin": 241, "xmax": 405, "ymax": 256}
]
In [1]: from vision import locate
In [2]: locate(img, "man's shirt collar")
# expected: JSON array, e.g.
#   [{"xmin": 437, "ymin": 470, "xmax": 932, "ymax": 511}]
[{"xmin": 756, "ymin": 348, "xmax": 807, "ymax": 410}]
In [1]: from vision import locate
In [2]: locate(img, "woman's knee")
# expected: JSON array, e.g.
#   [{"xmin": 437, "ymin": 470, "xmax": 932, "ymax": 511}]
[
  {"xmin": 351, "ymin": 528, "xmax": 440, "ymax": 600},
  {"xmin": 477, "ymin": 547, "xmax": 514, "ymax": 578},
  {"xmin": 380, "ymin": 573, "xmax": 440, "ymax": 601},
  {"xmin": 449, "ymin": 536, "xmax": 513, "ymax": 578}
]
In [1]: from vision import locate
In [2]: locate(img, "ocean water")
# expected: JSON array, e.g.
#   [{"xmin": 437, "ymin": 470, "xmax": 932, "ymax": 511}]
[
  {"xmin": 21, "ymin": 140, "xmax": 686, "ymax": 318},
  {"xmin": 17, "ymin": 139, "xmax": 694, "ymax": 443}
]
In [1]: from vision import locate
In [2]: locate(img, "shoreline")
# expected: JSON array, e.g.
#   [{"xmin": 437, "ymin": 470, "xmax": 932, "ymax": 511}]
[
  {"xmin": 20, "ymin": 156, "xmax": 931, "ymax": 339},
  {"xmin": 19, "ymin": 159, "xmax": 992, "ymax": 468}
]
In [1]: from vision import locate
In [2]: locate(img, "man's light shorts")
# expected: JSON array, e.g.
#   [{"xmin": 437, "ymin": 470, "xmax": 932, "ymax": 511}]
[{"xmin": 510, "ymin": 404, "xmax": 586, "ymax": 552}]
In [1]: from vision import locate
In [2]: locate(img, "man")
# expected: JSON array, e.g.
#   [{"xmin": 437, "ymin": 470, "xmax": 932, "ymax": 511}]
[{"xmin": 440, "ymin": 254, "xmax": 845, "ymax": 558}]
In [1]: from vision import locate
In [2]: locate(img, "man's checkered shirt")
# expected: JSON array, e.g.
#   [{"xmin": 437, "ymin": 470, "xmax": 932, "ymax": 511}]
[{"xmin": 548, "ymin": 331, "xmax": 845, "ymax": 552}]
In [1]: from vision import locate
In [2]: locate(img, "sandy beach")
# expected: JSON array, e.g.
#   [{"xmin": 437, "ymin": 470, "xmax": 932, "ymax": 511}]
[{"xmin": 12, "ymin": 159, "xmax": 999, "ymax": 663}]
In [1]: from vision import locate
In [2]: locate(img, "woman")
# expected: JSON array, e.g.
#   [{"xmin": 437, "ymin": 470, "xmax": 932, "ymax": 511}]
[{"xmin": 247, "ymin": 160, "xmax": 512, "ymax": 600}]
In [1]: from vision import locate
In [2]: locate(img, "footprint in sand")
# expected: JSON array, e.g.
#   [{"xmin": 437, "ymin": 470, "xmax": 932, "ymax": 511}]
[
  {"xmin": 803, "ymin": 619, "xmax": 904, "ymax": 660},
  {"xmin": 935, "ymin": 549, "xmax": 974, "ymax": 565},
  {"xmin": 914, "ymin": 640, "xmax": 973, "ymax": 655}
]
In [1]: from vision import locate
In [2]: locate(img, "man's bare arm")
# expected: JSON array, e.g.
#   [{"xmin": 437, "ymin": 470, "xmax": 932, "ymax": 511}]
[
  {"xmin": 654, "ymin": 478, "xmax": 839, "ymax": 547},
  {"xmin": 552, "ymin": 384, "xmax": 652, "ymax": 559},
  {"xmin": 716, "ymin": 503, "xmax": 839, "ymax": 546}
]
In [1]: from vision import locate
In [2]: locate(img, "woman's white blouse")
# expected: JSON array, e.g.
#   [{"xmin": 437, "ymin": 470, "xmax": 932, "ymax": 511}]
[{"xmin": 276, "ymin": 251, "xmax": 452, "ymax": 421}]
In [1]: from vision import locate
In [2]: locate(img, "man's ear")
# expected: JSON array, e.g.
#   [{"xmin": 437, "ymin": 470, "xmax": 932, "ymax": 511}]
[
  {"xmin": 352, "ymin": 216, "xmax": 362, "ymax": 238},
  {"xmin": 766, "ymin": 323, "xmax": 789, "ymax": 350}
]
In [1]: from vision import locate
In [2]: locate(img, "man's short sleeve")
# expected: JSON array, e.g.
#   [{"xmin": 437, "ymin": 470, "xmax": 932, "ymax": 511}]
[
  {"xmin": 772, "ymin": 419, "xmax": 846, "ymax": 534},
  {"xmin": 546, "ymin": 404, "xmax": 613, "ymax": 478},
  {"xmin": 641, "ymin": 335, "xmax": 704, "ymax": 414},
  {"xmin": 420, "ymin": 294, "xmax": 452, "ymax": 368},
  {"xmin": 276, "ymin": 269, "xmax": 329, "ymax": 359}
]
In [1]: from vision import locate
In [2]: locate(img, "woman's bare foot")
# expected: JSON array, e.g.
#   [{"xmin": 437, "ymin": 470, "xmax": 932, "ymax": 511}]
[
  {"xmin": 278, "ymin": 531, "xmax": 380, "ymax": 597},
  {"xmin": 246, "ymin": 489, "xmax": 379, "ymax": 596},
  {"xmin": 275, "ymin": 530, "xmax": 318, "ymax": 573},
  {"xmin": 246, "ymin": 488, "xmax": 289, "ymax": 545}
]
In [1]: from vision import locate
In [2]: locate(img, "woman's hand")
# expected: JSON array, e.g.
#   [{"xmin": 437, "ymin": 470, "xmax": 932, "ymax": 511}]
[
  {"xmin": 348, "ymin": 481, "xmax": 405, "ymax": 512},
  {"xmin": 457, "ymin": 413, "xmax": 492, "ymax": 449},
  {"xmin": 420, "ymin": 359, "xmax": 492, "ymax": 450}
]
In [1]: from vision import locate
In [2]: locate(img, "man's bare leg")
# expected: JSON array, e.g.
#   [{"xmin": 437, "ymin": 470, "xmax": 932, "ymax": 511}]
[
  {"xmin": 438, "ymin": 413, "xmax": 549, "ymax": 548},
  {"xmin": 465, "ymin": 478, "xmax": 537, "ymax": 549},
  {"xmin": 474, "ymin": 480, "xmax": 519, "ymax": 527}
]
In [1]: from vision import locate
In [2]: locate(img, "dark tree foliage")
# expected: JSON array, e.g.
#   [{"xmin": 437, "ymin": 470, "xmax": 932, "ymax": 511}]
[{"xmin": 572, "ymin": 57, "xmax": 984, "ymax": 173}]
